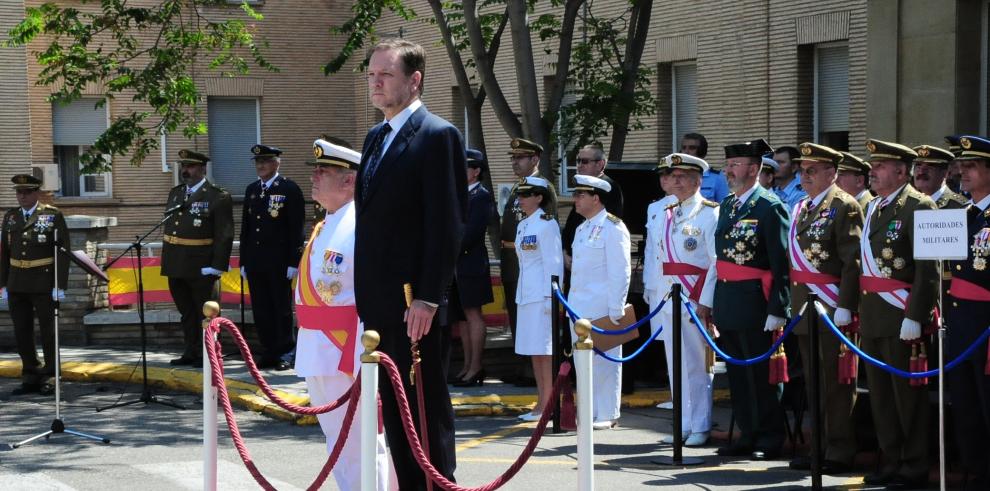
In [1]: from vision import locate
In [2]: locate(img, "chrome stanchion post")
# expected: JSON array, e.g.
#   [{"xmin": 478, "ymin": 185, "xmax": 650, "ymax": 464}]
[
  {"xmin": 202, "ymin": 301, "xmax": 220, "ymax": 491},
  {"xmin": 936, "ymin": 260, "xmax": 946, "ymax": 491},
  {"xmin": 654, "ymin": 285, "xmax": 703, "ymax": 466},
  {"xmin": 361, "ymin": 331, "xmax": 382, "ymax": 491},
  {"xmin": 808, "ymin": 295, "xmax": 822, "ymax": 491},
  {"xmin": 551, "ymin": 277, "xmax": 562, "ymax": 434},
  {"xmin": 573, "ymin": 319, "xmax": 595, "ymax": 491}
]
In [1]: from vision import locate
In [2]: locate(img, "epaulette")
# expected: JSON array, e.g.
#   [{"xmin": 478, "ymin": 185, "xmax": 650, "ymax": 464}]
[
  {"xmin": 606, "ymin": 213, "xmax": 621, "ymax": 224},
  {"xmin": 540, "ymin": 213, "xmax": 553, "ymax": 220},
  {"xmin": 702, "ymin": 200, "xmax": 718, "ymax": 208}
]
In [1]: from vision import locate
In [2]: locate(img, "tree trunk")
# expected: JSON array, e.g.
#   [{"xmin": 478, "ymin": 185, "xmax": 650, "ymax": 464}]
[{"xmin": 607, "ymin": 0, "xmax": 653, "ymax": 162}]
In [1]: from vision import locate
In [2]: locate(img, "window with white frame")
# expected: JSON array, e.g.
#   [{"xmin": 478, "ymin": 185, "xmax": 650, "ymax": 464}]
[
  {"xmin": 51, "ymin": 98, "xmax": 112, "ymax": 197},
  {"xmin": 671, "ymin": 62, "xmax": 698, "ymax": 153},
  {"xmin": 814, "ymin": 43, "xmax": 850, "ymax": 150},
  {"xmin": 207, "ymin": 97, "xmax": 259, "ymax": 194}
]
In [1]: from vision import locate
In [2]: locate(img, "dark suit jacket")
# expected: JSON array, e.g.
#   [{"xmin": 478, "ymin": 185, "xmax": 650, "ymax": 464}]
[
  {"xmin": 457, "ymin": 184, "xmax": 494, "ymax": 279},
  {"xmin": 945, "ymin": 204, "xmax": 990, "ymax": 357},
  {"xmin": 161, "ymin": 181, "xmax": 234, "ymax": 278},
  {"xmin": 713, "ymin": 185, "xmax": 791, "ymax": 331},
  {"xmin": 240, "ymin": 175, "xmax": 305, "ymax": 273},
  {"xmin": 354, "ymin": 105, "xmax": 468, "ymax": 329},
  {"xmin": 0, "ymin": 204, "xmax": 70, "ymax": 294}
]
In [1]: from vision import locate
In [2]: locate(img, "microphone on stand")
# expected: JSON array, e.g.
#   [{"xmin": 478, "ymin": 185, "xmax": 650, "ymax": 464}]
[{"xmin": 163, "ymin": 202, "xmax": 187, "ymax": 216}]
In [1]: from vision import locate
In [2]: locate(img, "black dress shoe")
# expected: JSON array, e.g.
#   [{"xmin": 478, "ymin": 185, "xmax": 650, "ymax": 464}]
[
  {"xmin": 751, "ymin": 448, "xmax": 781, "ymax": 460},
  {"xmin": 39, "ymin": 382, "xmax": 56, "ymax": 396},
  {"xmin": 716, "ymin": 444, "xmax": 753, "ymax": 457},
  {"xmin": 864, "ymin": 468, "xmax": 898, "ymax": 485},
  {"xmin": 273, "ymin": 360, "xmax": 291, "ymax": 371},
  {"xmin": 886, "ymin": 474, "xmax": 928, "ymax": 490},
  {"xmin": 453, "ymin": 369, "xmax": 485, "ymax": 387},
  {"xmin": 170, "ymin": 355, "xmax": 198, "ymax": 366},
  {"xmin": 11, "ymin": 383, "xmax": 40, "ymax": 396}
]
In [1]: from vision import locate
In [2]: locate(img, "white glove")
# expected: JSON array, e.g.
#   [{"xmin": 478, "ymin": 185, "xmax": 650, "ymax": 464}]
[
  {"xmin": 201, "ymin": 267, "xmax": 224, "ymax": 277},
  {"xmin": 764, "ymin": 314, "xmax": 786, "ymax": 332},
  {"xmin": 644, "ymin": 289, "xmax": 656, "ymax": 307},
  {"xmin": 609, "ymin": 309, "xmax": 624, "ymax": 326},
  {"xmin": 51, "ymin": 288, "xmax": 65, "ymax": 301},
  {"xmin": 286, "ymin": 267, "xmax": 298, "ymax": 280},
  {"xmin": 833, "ymin": 307, "xmax": 853, "ymax": 327},
  {"xmin": 899, "ymin": 318, "xmax": 922, "ymax": 341},
  {"xmin": 1, "ymin": 288, "xmax": 7, "ymax": 301},
  {"xmin": 240, "ymin": 266, "xmax": 247, "ymax": 279}
]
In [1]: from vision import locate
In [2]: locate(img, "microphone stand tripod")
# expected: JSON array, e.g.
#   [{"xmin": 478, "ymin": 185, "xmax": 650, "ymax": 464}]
[
  {"xmin": 97, "ymin": 207, "xmax": 185, "ymax": 412},
  {"xmin": 10, "ymin": 228, "xmax": 110, "ymax": 449}
]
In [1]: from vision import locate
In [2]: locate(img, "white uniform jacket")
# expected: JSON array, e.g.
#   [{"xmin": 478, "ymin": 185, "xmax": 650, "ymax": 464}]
[
  {"xmin": 656, "ymin": 191, "xmax": 719, "ymax": 313},
  {"xmin": 568, "ymin": 208, "xmax": 632, "ymax": 320},
  {"xmin": 643, "ymin": 195, "xmax": 677, "ymax": 304},
  {"xmin": 294, "ymin": 201, "xmax": 363, "ymax": 377},
  {"xmin": 515, "ymin": 212, "xmax": 564, "ymax": 306}
]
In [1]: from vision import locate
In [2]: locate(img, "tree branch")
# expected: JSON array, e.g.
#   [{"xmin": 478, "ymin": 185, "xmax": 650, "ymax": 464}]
[{"xmin": 463, "ymin": 0, "xmax": 521, "ymax": 137}]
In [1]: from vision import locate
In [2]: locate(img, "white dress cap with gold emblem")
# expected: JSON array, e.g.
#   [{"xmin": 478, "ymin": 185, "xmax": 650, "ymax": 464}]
[
  {"xmin": 518, "ymin": 176, "xmax": 550, "ymax": 193},
  {"xmin": 573, "ymin": 174, "xmax": 612, "ymax": 194},
  {"xmin": 307, "ymin": 139, "xmax": 362, "ymax": 169},
  {"xmin": 661, "ymin": 152, "xmax": 709, "ymax": 173}
]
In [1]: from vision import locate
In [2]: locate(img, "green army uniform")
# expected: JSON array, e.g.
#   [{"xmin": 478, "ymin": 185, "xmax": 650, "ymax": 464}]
[
  {"xmin": 839, "ymin": 152, "xmax": 874, "ymax": 211},
  {"xmin": 712, "ymin": 139, "xmax": 790, "ymax": 456},
  {"xmin": 161, "ymin": 150, "xmax": 234, "ymax": 361},
  {"xmin": 913, "ymin": 145, "xmax": 968, "ymax": 209},
  {"xmin": 0, "ymin": 175, "xmax": 70, "ymax": 391},
  {"xmin": 858, "ymin": 140, "xmax": 937, "ymax": 485},
  {"xmin": 788, "ymin": 143, "xmax": 864, "ymax": 468},
  {"xmin": 499, "ymin": 137, "xmax": 556, "ymax": 335}
]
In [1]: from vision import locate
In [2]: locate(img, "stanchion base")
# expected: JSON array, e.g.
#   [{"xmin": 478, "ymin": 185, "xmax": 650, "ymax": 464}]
[
  {"xmin": 652, "ymin": 455, "xmax": 705, "ymax": 466},
  {"xmin": 96, "ymin": 391, "xmax": 186, "ymax": 412}
]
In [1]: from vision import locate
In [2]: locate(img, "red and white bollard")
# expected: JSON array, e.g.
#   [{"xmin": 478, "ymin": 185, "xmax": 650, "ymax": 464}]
[
  {"xmin": 202, "ymin": 302, "xmax": 220, "ymax": 491},
  {"xmin": 573, "ymin": 319, "xmax": 595, "ymax": 491},
  {"xmin": 360, "ymin": 331, "xmax": 382, "ymax": 491}
]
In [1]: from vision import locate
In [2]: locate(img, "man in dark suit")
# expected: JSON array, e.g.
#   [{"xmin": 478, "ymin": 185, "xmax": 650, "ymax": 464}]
[
  {"xmin": 355, "ymin": 39, "xmax": 467, "ymax": 489},
  {"xmin": 240, "ymin": 144, "xmax": 305, "ymax": 370},
  {"xmin": 945, "ymin": 135, "xmax": 990, "ymax": 491},
  {"xmin": 1, "ymin": 174, "xmax": 70, "ymax": 396},
  {"xmin": 858, "ymin": 139, "xmax": 937, "ymax": 489},
  {"xmin": 561, "ymin": 142, "xmax": 624, "ymax": 267},
  {"xmin": 451, "ymin": 149, "xmax": 495, "ymax": 386},
  {"xmin": 161, "ymin": 150, "xmax": 234, "ymax": 365},
  {"xmin": 711, "ymin": 138, "xmax": 790, "ymax": 460}
]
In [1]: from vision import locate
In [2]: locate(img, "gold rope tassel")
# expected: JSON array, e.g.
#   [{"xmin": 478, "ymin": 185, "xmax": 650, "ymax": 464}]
[{"xmin": 404, "ymin": 283, "xmax": 418, "ymax": 385}]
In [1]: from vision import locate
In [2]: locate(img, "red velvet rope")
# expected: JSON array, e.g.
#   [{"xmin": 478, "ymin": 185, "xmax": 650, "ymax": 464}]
[
  {"xmin": 208, "ymin": 317, "xmax": 353, "ymax": 415},
  {"xmin": 204, "ymin": 318, "xmax": 361, "ymax": 490},
  {"xmin": 380, "ymin": 354, "xmax": 573, "ymax": 491}
]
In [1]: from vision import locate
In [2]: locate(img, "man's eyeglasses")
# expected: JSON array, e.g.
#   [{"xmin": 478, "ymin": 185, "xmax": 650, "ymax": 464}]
[{"xmin": 575, "ymin": 158, "xmax": 602, "ymax": 165}]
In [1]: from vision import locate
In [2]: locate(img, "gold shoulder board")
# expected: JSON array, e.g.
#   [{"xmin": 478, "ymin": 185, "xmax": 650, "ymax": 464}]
[
  {"xmin": 606, "ymin": 213, "xmax": 621, "ymax": 224},
  {"xmin": 702, "ymin": 200, "xmax": 718, "ymax": 208}
]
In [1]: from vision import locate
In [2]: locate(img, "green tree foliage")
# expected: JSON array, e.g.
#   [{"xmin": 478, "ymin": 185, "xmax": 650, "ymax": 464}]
[{"xmin": 4, "ymin": 0, "xmax": 277, "ymax": 173}]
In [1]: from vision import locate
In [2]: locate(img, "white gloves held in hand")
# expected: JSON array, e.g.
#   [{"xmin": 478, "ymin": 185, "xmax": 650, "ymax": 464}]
[
  {"xmin": 763, "ymin": 314, "xmax": 786, "ymax": 332},
  {"xmin": 201, "ymin": 267, "xmax": 224, "ymax": 277},
  {"xmin": 833, "ymin": 307, "xmax": 853, "ymax": 327},
  {"xmin": 899, "ymin": 318, "xmax": 922, "ymax": 341}
]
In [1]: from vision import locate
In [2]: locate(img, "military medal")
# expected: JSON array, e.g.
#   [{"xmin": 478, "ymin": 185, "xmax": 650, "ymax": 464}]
[
  {"xmin": 886, "ymin": 220, "xmax": 902, "ymax": 240},
  {"xmin": 684, "ymin": 237, "xmax": 698, "ymax": 251},
  {"xmin": 323, "ymin": 250, "xmax": 345, "ymax": 274},
  {"xmin": 268, "ymin": 195, "xmax": 285, "ymax": 218},
  {"xmin": 881, "ymin": 247, "xmax": 894, "ymax": 260},
  {"xmin": 193, "ymin": 218, "xmax": 202, "ymax": 227},
  {"xmin": 893, "ymin": 257, "xmax": 906, "ymax": 270},
  {"xmin": 37, "ymin": 234, "xmax": 46, "ymax": 242},
  {"xmin": 975, "ymin": 257, "xmax": 987, "ymax": 271}
]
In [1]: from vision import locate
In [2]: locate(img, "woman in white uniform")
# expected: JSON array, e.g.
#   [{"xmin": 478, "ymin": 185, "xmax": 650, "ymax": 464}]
[{"xmin": 514, "ymin": 176, "xmax": 563, "ymax": 422}]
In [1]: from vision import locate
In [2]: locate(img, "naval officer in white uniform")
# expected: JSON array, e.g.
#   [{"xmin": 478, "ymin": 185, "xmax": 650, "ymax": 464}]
[
  {"xmin": 295, "ymin": 139, "xmax": 391, "ymax": 490},
  {"xmin": 568, "ymin": 174, "xmax": 632, "ymax": 430},
  {"xmin": 513, "ymin": 176, "xmax": 564, "ymax": 422}
]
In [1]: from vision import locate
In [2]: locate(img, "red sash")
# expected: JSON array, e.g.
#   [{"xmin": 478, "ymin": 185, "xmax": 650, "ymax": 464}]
[
  {"xmin": 860, "ymin": 276, "xmax": 911, "ymax": 294},
  {"xmin": 662, "ymin": 262, "xmax": 707, "ymax": 302},
  {"xmin": 949, "ymin": 277, "xmax": 990, "ymax": 302},
  {"xmin": 296, "ymin": 305, "xmax": 359, "ymax": 376},
  {"xmin": 789, "ymin": 269, "xmax": 840, "ymax": 285},
  {"xmin": 716, "ymin": 260, "xmax": 772, "ymax": 301}
]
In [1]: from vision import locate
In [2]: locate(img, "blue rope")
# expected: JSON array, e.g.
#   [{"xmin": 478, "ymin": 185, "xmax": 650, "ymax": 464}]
[
  {"xmin": 814, "ymin": 302, "xmax": 990, "ymax": 378},
  {"xmin": 684, "ymin": 296, "xmax": 802, "ymax": 366},
  {"xmin": 593, "ymin": 322, "xmax": 665, "ymax": 363},
  {"xmin": 552, "ymin": 283, "xmax": 666, "ymax": 335}
]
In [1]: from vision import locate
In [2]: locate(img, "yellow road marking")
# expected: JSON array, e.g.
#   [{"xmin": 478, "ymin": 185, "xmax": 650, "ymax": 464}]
[{"xmin": 455, "ymin": 422, "xmax": 534, "ymax": 452}]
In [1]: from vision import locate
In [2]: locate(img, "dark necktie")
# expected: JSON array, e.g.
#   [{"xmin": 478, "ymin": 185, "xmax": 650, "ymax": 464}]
[{"xmin": 362, "ymin": 122, "xmax": 393, "ymax": 193}]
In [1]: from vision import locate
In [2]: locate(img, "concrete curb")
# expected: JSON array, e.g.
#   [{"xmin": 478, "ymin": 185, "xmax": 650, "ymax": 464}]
[{"xmin": 0, "ymin": 361, "xmax": 729, "ymax": 425}]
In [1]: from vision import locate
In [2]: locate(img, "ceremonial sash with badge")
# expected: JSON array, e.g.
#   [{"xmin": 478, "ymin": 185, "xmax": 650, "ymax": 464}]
[
  {"xmin": 860, "ymin": 199, "xmax": 910, "ymax": 310},
  {"xmin": 295, "ymin": 221, "xmax": 358, "ymax": 376},
  {"xmin": 662, "ymin": 206, "xmax": 707, "ymax": 302},
  {"xmin": 788, "ymin": 199, "xmax": 841, "ymax": 309}
]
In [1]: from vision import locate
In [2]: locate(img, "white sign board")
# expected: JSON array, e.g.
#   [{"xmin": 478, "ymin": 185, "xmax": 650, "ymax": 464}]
[{"xmin": 913, "ymin": 209, "xmax": 969, "ymax": 260}]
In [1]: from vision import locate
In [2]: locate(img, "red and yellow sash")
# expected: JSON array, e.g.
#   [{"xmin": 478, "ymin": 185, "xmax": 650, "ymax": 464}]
[{"xmin": 296, "ymin": 221, "xmax": 358, "ymax": 376}]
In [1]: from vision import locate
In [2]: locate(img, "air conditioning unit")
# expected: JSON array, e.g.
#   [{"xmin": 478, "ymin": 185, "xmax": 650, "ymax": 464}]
[{"xmin": 31, "ymin": 163, "xmax": 60, "ymax": 192}]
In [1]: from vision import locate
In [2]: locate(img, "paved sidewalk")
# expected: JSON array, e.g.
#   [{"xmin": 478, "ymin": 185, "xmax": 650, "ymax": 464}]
[{"xmin": 0, "ymin": 346, "xmax": 727, "ymax": 425}]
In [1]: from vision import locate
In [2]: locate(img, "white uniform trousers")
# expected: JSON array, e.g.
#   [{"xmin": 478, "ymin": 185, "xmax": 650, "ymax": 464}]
[
  {"xmin": 659, "ymin": 306, "xmax": 713, "ymax": 434},
  {"xmin": 307, "ymin": 374, "xmax": 392, "ymax": 491},
  {"xmin": 593, "ymin": 345, "xmax": 622, "ymax": 422}
]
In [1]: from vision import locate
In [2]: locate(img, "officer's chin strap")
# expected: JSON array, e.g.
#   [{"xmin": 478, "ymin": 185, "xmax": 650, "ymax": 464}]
[{"xmin": 405, "ymin": 283, "xmax": 434, "ymax": 491}]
